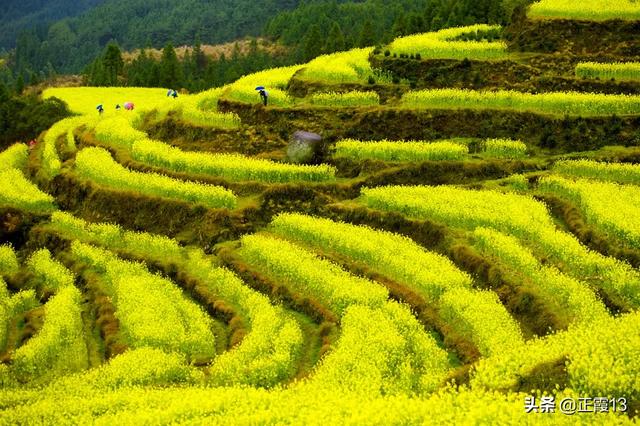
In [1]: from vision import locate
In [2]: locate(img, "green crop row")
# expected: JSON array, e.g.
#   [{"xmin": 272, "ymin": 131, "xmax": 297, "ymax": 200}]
[
  {"xmin": 75, "ymin": 147, "xmax": 237, "ymax": 209},
  {"xmin": 539, "ymin": 175, "xmax": 640, "ymax": 250},
  {"xmin": 71, "ymin": 241, "xmax": 217, "ymax": 360},
  {"xmin": 237, "ymin": 233, "xmax": 389, "ymax": 316},
  {"xmin": 528, "ymin": 0, "xmax": 640, "ymax": 21},
  {"xmin": 483, "ymin": 139, "xmax": 527, "ymax": 159},
  {"xmin": 359, "ymin": 184, "xmax": 640, "ymax": 309},
  {"xmin": 309, "ymin": 301, "xmax": 452, "ymax": 395},
  {"xmin": 387, "ymin": 25, "xmax": 507, "ymax": 60},
  {"xmin": 472, "ymin": 227, "xmax": 609, "ymax": 324},
  {"xmin": 131, "ymin": 139, "xmax": 336, "ymax": 183},
  {"xmin": 576, "ymin": 62, "xmax": 640, "ymax": 82},
  {"xmin": 268, "ymin": 213, "xmax": 523, "ymax": 356},
  {"xmin": 553, "ymin": 159, "xmax": 640, "ymax": 185},
  {"xmin": 46, "ymin": 212, "xmax": 304, "ymax": 387},
  {"xmin": 309, "ymin": 91, "xmax": 380, "ymax": 107},
  {"xmin": 11, "ymin": 285, "xmax": 87, "ymax": 382},
  {"xmin": 0, "ymin": 168, "xmax": 57, "ymax": 214},
  {"xmin": 400, "ymin": 88, "xmax": 640, "ymax": 116},
  {"xmin": 0, "ymin": 144, "xmax": 28, "ymax": 172},
  {"xmin": 334, "ymin": 139, "xmax": 468, "ymax": 162}
]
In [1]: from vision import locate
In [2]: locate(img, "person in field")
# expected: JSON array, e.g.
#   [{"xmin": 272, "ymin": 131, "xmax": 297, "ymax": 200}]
[
  {"xmin": 167, "ymin": 89, "xmax": 178, "ymax": 98},
  {"xmin": 256, "ymin": 86, "xmax": 268, "ymax": 106},
  {"xmin": 96, "ymin": 104, "xmax": 104, "ymax": 115}
]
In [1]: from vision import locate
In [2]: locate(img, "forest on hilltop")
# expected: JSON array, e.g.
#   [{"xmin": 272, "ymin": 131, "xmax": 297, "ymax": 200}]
[{"xmin": 2, "ymin": 0, "xmax": 524, "ymax": 87}]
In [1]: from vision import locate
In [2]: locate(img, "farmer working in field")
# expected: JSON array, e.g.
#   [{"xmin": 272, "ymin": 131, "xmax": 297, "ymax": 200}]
[{"xmin": 256, "ymin": 86, "xmax": 268, "ymax": 106}]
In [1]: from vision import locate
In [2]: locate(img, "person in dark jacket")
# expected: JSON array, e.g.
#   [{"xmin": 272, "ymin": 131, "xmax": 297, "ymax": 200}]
[{"xmin": 258, "ymin": 89, "xmax": 268, "ymax": 106}]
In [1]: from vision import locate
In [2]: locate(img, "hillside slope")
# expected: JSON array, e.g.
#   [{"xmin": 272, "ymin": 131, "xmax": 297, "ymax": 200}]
[
  {"xmin": 8, "ymin": 0, "xmax": 305, "ymax": 73},
  {"xmin": 0, "ymin": 0, "xmax": 103, "ymax": 49}
]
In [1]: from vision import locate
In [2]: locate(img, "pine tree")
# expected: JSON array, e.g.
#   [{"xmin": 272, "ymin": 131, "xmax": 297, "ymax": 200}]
[
  {"xmin": 15, "ymin": 75, "xmax": 24, "ymax": 94},
  {"xmin": 159, "ymin": 43, "xmax": 182, "ymax": 89},
  {"xmin": 408, "ymin": 13, "xmax": 426, "ymax": 34},
  {"xmin": 102, "ymin": 42, "xmax": 124, "ymax": 86},
  {"xmin": 0, "ymin": 80, "xmax": 9, "ymax": 101},
  {"xmin": 193, "ymin": 40, "xmax": 208, "ymax": 76},
  {"xmin": 358, "ymin": 20, "xmax": 376, "ymax": 47},
  {"xmin": 324, "ymin": 22, "xmax": 346, "ymax": 53},
  {"xmin": 392, "ymin": 13, "xmax": 407, "ymax": 37},
  {"xmin": 302, "ymin": 24, "xmax": 323, "ymax": 61}
]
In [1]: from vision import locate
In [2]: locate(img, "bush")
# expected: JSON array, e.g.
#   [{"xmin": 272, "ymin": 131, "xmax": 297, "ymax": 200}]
[
  {"xmin": 367, "ymin": 76, "xmax": 376, "ymax": 85},
  {"xmin": 384, "ymin": 50, "xmax": 390, "ymax": 57}
]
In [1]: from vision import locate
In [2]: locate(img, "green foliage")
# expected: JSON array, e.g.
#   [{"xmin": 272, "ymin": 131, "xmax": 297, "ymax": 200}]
[
  {"xmin": 159, "ymin": 43, "xmax": 183, "ymax": 89},
  {"xmin": 387, "ymin": 25, "xmax": 507, "ymax": 60},
  {"xmin": 131, "ymin": 139, "xmax": 336, "ymax": 183},
  {"xmin": 528, "ymin": 0, "xmax": 640, "ymax": 21},
  {"xmin": 71, "ymin": 241, "xmax": 217, "ymax": 360},
  {"xmin": 576, "ymin": 62, "xmax": 640, "ymax": 82},
  {"xmin": 47, "ymin": 212, "xmax": 304, "ymax": 387},
  {"xmin": 0, "ymin": 144, "xmax": 28, "ymax": 172},
  {"xmin": 334, "ymin": 139, "xmax": 468, "ymax": 162},
  {"xmin": 74, "ymin": 147, "xmax": 237, "ymax": 209},
  {"xmin": 0, "ymin": 94, "xmax": 70, "ymax": 150},
  {"xmin": 400, "ymin": 89, "xmax": 640, "ymax": 116},
  {"xmin": 0, "ymin": 168, "xmax": 57, "ymax": 214},
  {"xmin": 359, "ymin": 185, "xmax": 640, "ymax": 308},
  {"xmin": 553, "ymin": 159, "xmax": 640, "ymax": 186},
  {"xmin": 539, "ymin": 175, "xmax": 640, "ymax": 250},
  {"xmin": 309, "ymin": 91, "xmax": 380, "ymax": 107},
  {"xmin": 483, "ymin": 139, "xmax": 527, "ymax": 159},
  {"xmin": 8, "ymin": 0, "xmax": 313, "ymax": 75},
  {"xmin": 0, "ymin": 245, "xmax": 19, "ymax": 277},
  {"xmin": 237, "ymin": 233, "xmax": 389, "ymax": 316},
  {"xmin": 12, "ymin": 286, "xmax": 88, "ymax": 382}
]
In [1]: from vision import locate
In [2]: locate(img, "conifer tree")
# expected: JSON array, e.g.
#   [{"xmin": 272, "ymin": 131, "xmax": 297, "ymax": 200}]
[
  {"xmin": 324, "ymin": 22, "xmax": 346, "ymax": 53},
  {"xmin": 102, "ymin": 42, "xmax": 124, "ymax": 85},
  {"xmin": 358, "ymin": 20, "xmax": 376, "ymax": 47},
  {"xmin": 159, "ymin": 43, "xmax": 182, "ymax": 88},
  {"xmin": 302, "ymin": 24, "xmax": 323, "ymax": 61}
]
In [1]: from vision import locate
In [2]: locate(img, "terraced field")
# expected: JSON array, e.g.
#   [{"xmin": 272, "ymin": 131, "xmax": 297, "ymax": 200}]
[{"xmin": 1, "ymin": 0, "xmax": 639, "ymax": 423}]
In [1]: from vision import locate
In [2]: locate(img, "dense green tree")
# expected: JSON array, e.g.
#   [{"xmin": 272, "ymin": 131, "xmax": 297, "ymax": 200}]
[
  {"xmin": 159, "ymin": 43, "xmax": 182, "ymax": 88},
  {"xmin": 0, "ymin": 93, "xmax": 70, "ymax": 150},
  {"xmin": 358, "ymin": 20, "xmax": 376, "ymax": 47},
  {"xmin": 302, "ymin": 24, "xmax": 323, "ymax": 61},
  {"xmin": 324, "ymin": 22, "xmax": 346, "ymax": 53},
  {"xmin": 392, "ymin": 13, "xmax": 408, "ymax": 38},
  {"xmin": 102, "ymin": 43, "xmax": 124, "ymax": 85},
  {"xmin": 192, "ymin": 40, "xmax": 208, "ymax": 75},
  {"xmin": 15, "ymin": 75, "xmax": 24, "ymax": 94}
]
